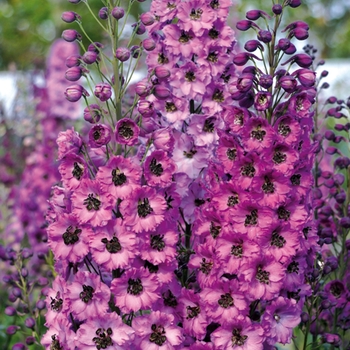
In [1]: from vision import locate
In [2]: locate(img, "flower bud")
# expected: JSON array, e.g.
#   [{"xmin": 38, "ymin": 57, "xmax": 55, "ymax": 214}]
[
  {"xmin": 65, "ymin": 84, "xmax": 89, "ymax": 102},
  {"xmin": 321, "ymin": 333, "xmax": 341, "ymax": 346},
  {"xmin": 88, "ymin": 42, "xmax": 104, "ymax": 53},
  {"xmin": 244, "ymin": 40, "xmax": 263, "ymax": 52},
  {"xmin": 233, "ymin": 52, "xmax": 261, "ymax": 66},
  {"xmin": 24, "ymin": 317, "xmax": 35, "ymax": 329},
  {"xmin": 246, "ymin": 9, "xmax": 269, "ymax": 20},
  {"xmin": 293, "ymin": 27, "xmax": 309, "ymax": 40},
  {"xmin": 26, "ymin": 336, "xmax": 35, "ymax": 345},
  {"xmin": 288, "ymin": 0, "xmax": 301, "ymax": 8},
  {"xmin": 340, "ymin": 217, "xmax": 350, "ymax": 229},
  {"xmin": 12, "ymin": 288, "xmax": 22, "ymax": 298},
  {"xmin": 99, "ymin": 7, "xmax": 108, "ymax": 20},
  {"xmin": 12, "ymin": 344, "xmax": 26, "ymax": 350},
  {"xmin": 65, "ymin": 66, "xmax": 83, "ymax": 81},
  {"xmin": 236, "ymin": 20, "xmax": 259, "ymax": 31},
  {"xmin": 84, "ymin": 104, "xmax": 102, "ymax": 123},
  {"xmin": 334, "ymin": 173, "xmax": 345, "ymax": 185},
  {"xmin": 301, "ymin": 312, "xmax": 309, "ymax": 323},
  {"xmin": 153, "ymin": 85, "xmax": 171, "ymax": 100},
  {"xmin": 282, "ymin": 54, "xmax": 313, "ymax": 68},
  {"xmin": 237, "ymin": 73, "xmax": 254, "ymax": 92},
  {"xmin": 112, "ymin": 7, "xmax": 124, "ymax": 20},
  {"xmin": 21, "ymin": 248, "xmax": 33, "ymax": 259},
  {"xmin": 272, "ymin": 4, "xmax": 282, "ymax": 15},
  {"xmin": 36, "ymin": 300, "xmax": 46, "ymax": 310},
  {"xmin": 21, "ymin": 268, "xmax": 28, "ymax": 278},
  {"xmin": 130, "ymin": 45, "xmax": 141, "ymax": 58},
  {"xmin": 140, "ymin": 12, "xmax": 155, "ymax": 26},
  {"xmin": 94, "ymin": 83, "xmax": 112, "ymax": 102},
  {"xmin": 6, "ymin": 325, "xmax": 20, "ymax": 335},
  {"xmin": 115, "ymin": 47, "xmax": 131, "ymax": 62},
  {"xmin": 61, "ymin": 11, "xmax": 80, "ymax": 23},
  {"xmin": 89, "ymin": 124, "xmax": 111, "ymax": 148},
  {"xmin": 325, "ymin": 147, "xmax": 338, "ymax": 155},
  {"xmin": 133, "ymin": 22, "xmax": 146, "ymax": 35},
  {"xmin": 142, "ymin": 38, "xmax": 156, "ymax": 51},
  {"xmin": 279, "ymin": 75, "xmax": 297, "ymax": 93},
  {"xmin": 138, "ymin": 100, "xmax": 155, "ymax": 117},
  {"xmin": 293, "ymin": 68, "xmax": 316, "ymax": 87},
  {"xmin": 82, "ymin": 51, "xmax": 98, "ymax": 64},
  {"xmin": 135, "ymin": 80, "xmax": 151, "ymax": 97},
  {"xmin": 66, "ymin": 55, "xmax": 81, "ymax": 68},
  {"xmin": 5, "ymin": 306, "xmax": 16, "ymax": 316},
  {"xmin": 62, "ymin": 29, "xmax": 81, "ymax": 42},
  {"xmin": 259, "ymin": 74, "xmax": 273, "ymax": 89},
  {"xmin": 335, "ymin": 190, "xmax": 346, "ymax": 204},
  {"xmin": 154, "ymin": 66, "xmax": 170, "ymax": 79},
  {"xmin": 334, "ymin": 124, "xmax": 344, "ymax": 131},
  {"xmin": 324, "ymin": 130, "xmax": 335, "ymax": 141},
  {"xmin": 257, "ymin": 30, "xmax": 272, "ymax": 43}
]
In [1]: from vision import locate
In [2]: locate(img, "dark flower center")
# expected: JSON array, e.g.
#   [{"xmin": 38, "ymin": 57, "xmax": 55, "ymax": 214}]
[
  {"xmin": 80, "ymin": 284, "xmax": 94, "ymax": 303},
  {"xmin": 287, "ymin": 261, "xmax": 299, "ymax": 274},
  {"xmin": 303, "ymin": 226, "xmax": 310, "ymax": 239},
  {"xmin": 241, "ymin": 163, "xmax": 255, "ymax": 177},
  {"xmin": 195, "ymin": 198, "xmax": 206, "ymax": 206},
  {"xmin": 226, "ymin": 148, "xmax": 237, "ymax": 161},
  {"xmin": 92, "ymin": 328, "xmax": 113, "ymax": 350},
  {"xmin": 256, "ymin": 266, "xmax": 270, "ymax": 284},
  {"xmin": 186, "ymin": 305, "xmax": 201, "ymax": 319},
  {"xmin": 167, "ymin": 2, "xmax": 176, "ymax": 10},
  {"xmin": 210, "ymin": 0, "xmax": 219, "ymax": 9},
  {"xmin": 218, "ymin": 293, "xmax": 234, "ymax": 308},
  {"xmin": 209, "ymin": 27, "xmax": 219, "ymax": 39},
  {"xmin": 277, "ymin": 207, "xmax": 290, "ymax": 221},
  {"xmin": 244, "ymin": 209, "xmax": 258, "ymax": 226},
  {"xmin": 185, "ymin": 71, "xmax": 196, "ymax": 82},
  {"xmin": 118, "ymin": 123, "xmax": 134, "ymax": 139},
  {"xmin": 234, "ymin": 112, "xmax": 244, "ymax": 125},
  {"xmin": 72, "ymin": 162, "xmax": 83, "ymax": 180},
  {"xmin": 278, "ymin": 123, "xmax": 291, "ymax": 136},
  {"xmin": 83, "ymin": 193, "xmax": 101, "ymax": 211},
  {"xmin": 190, "ymin": 8, "xmax": 203, "ymax": 20},
  {"xmin": 274, "ymin": 314, "xmax": 281, "ymax": 322},
  {"xmin": 144, "ymin": 260, "xmax": 159, "ymax": 273},
  {"xmin": 200, "ymin": 258, "xmax": 213, "ymax": 275},
  {"xmin": 273, "ymin": 151, "xmax": 287, "ymax": 164},
  {"xmin": 210, "ymin": 221, "xmax": 221, "ymax": 238},
  {"xmin": 163, "ymin": 290, "xmax": 178, "ymax": 307},
  {"xmin": 271, "ymin": 231, "xmax": 286, "ymax": 248},
  {"xmin": 50, "ymin": 335, "xmax": 63, "ymax": 350},
  {"xmin": 112, "ymin": 168, "xmax": 127, "ymax": 186},
  {"xmin": 262, "ymin": 176, "xmax": 274, "ymax": 194},
  {"xmin": 231, "ymin": 244, "xmax": 243, "ymax": 257},
  {"xmin": 158, "ymin": 53, "xmax": 169, "ymax": 64},
  {"xmin": 101, "ymin": 236, "xmax": 122, "ymax": 253},
  {"xmin": 290, "ymin": 174, "xmax": 301, "ymax": 185},
  {"xmin": 50, "ymin": 293, "xmax": 63, "ymax": 312},
  {"xmin": 251, "ymin": 127, "xmax": 266, "ymax": 141},
  {"xmin": 127, "ymin": 278, "xmax": 143, "ymax": 295},
  {"xmin": 207, "ymin": 52, "xmax": 218, "ymax": 63},
  {"xmin": 258, "ymin": 94, "xmax": 268, "ymax": 105},
  {"xmin": 150, "ymin": 324, "xmax": 167, "ymax": 346},
  {"xmin": 93, "ymin": 129, "xmax": 101, "ymax": 140},
  {"xmin": 137, "ymin": 198, "xmax": 153, "ymax": 218},
  {"xmin": 203, "ymin": 118, "xmax": 215, "ymax": 132},
  {"xmin": 231, "ymin": 328, "xmax": 248, "ymax": 347},
  {"xmin": 227, "ymin": 194, "xmax": 239, "ymax": 207},
  {"xmin": 62, "ymin": 225, "xmax": 81, "ymax": 245},
  {"xmin": 150, "ymin": 234, "xmax": 165, "ymax": 251},
  {"xmin": 212, "ymin": 89, "xmax": 224, "ymax": 102},
  {"xmin": 330, "ymin": 282, "xmax": 343, "ymax": 298},
  {"xmin": 150, "ymin": 158, "xmax": 163, "ymax": 176},
  {"xmin": 184, "ymin": 149, "xmax": 197, "ymax": 158},
  {"xmin": 165, "ymin": 102, "xmax": 177, "ymax": 112},
  {"xmin": 179, "ymin": 30, "xmax": 192, "ymax": 43}
]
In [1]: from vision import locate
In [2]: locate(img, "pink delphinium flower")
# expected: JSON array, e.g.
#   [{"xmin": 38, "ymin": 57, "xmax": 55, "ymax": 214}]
[
  {"xmin": 132, "ymin": 310, "xmax": 184, "ymax": 350},
  {"xmin": 110, "ymin": 267, "xmax": 160, "ymax": 313},
  {"xmin": 115, "ymin": 118, "xmax": 140, "ymax": 146},
  {"xmin": 59, "ymin": 153, "xmax": 89, "ymax": 190},
  {"xmin": 57, "ymin": 127, "xmax": 82, "ymax": 160}
]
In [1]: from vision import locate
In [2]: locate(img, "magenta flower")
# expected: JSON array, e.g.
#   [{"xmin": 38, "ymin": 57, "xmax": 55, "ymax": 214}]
[
  {"xmin": 254, "ymin": 91, "xmax": 272, "ymax": 111},
  {"xmin": 94, "ymin": 82, "xmax": 112, "ymax": 102},
  {"xmin": 88, "ymin": 123, "xmax": 112, "ymax": 148},
  {"xmin": 56, "ymin": 128, "xmax": 82, "ymax": 160},
  {"xmin": 58, "ymin": 154, "xmax": 88, "ymax": 190},
  {"xmin": 120, "ymin": 186, "xmax": 167, "ymax": 233},
  {"xmin": 64, "ymin": 84, "xmax": 89, "ymax": 102},
  {"xmin": 110, "ymin": 267, "xmax": 160, "ymax": 313},
  {"xmin": 115, "ymin": 118, "xmax": 140, "ymax": 146},
  {"xmin": 132, "ymin": 310, "xmax": 184, "ymax": 349}
]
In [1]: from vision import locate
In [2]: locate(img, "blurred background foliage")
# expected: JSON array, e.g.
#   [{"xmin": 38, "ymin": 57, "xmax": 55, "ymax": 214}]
[{"xmin": 0, "ymin": 0, "xmax": 349, "ymax": 70}]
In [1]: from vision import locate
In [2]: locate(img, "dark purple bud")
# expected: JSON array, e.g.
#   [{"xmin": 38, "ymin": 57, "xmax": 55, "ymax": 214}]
[
  {"xmin": 301, "ymin": 312, "xmax": 309, "ymax": 323},
  {"xmin": 142, "ymin": 38, "xmax": 156, "ymax": 51},
  {"xmin": 324, "ymin": 130, "xmax": 335, "ymax": 141},
  {"xmin": 66, "ymin": 55, "xmax": 81, "ymax": 68},
  {"xmin": 98, "ymin": 7, "xmax": 108, "ymax": 20},
  {"xmin": 12, "ymin": 344, "xmax": 26, "ymax": 350},
  {"xmin": 12, "ymin": 288, "xmax": 22, "ymax": 298},
  {"xmin": 320, "ymin": 300, "xmax": 331, "ymax": 309},
  {"xmin": 154, "ymin": 66, "xmax": 170, "ymax": 79},
  {"xmin": 94, "ymin": 83, "xmax": 112, "ymax": 102},
  {"xmin": 327, "ymin": 96, "xmax": 337, "ymax": 104},
  {"xmin": 233, "ymin": 52, "xmax": 261, "ymax": 66},
  {"xmin": 24, "ymin": 317, "xmax": 35, "ymax": 329},
  {"xmin": 65, "ymin": 66, "xmax": 83, "ymax": 81},
  {"xmin": 340, "ymin": 217, "xmax": 350, "ymax": 228},
  {"xmin": 153, "ymin": 85, "xmax": 170, "ymax": 100},
  {"xmin": 292, "ymin": 27, "xmax": 309, "ymax": 40},
  {"xmin": 321, "ymin": 334, "xmax": 341, "ymax": 346},
  {"xmin": 21, "ymin": 248, "xmax": 33, "ymax": 259},
  {"xmin": 36, "ymin": 300, "xmax": 46, "ymax": 310},
  {"xmin": 334, "ymin": 124, "xmax": 344, "ymax": 131},
  {"xmin": 312, "ymin": 188, "xmax": 322, "ymax": 200},
  {"xmin": 288, "ymin": 0, "xmax": 301, "ymax": 8},
  {"xmin": 61, "ymin": 11, "xmax": 80, "ymax": 23},
  {"xmin": 21, "ymin": 268, "xmax": 28, "ymax": 278},
  {"xmin": 140, "ymin": 12, "xmax": 155, "ymax": 26},
  {"xmin": 116, "ymin": 47, "xmax": 131, "ymax": 62},
  {"xmin": 321, "ymin": 82, "xmax": 329, "ymax": 90},
  {"xmin": 135, "ymin": 80, "xmax": 151, "ymax": 97},
  {"xmin": 84, "ymin": 104, "xmax": 102, "ymax": 123},
  {"xmin": 239, "ymin": 91, "xmax": 254, "ymax": 108},
  {"xmin": 65, "ymin": 84, "xmax": 89, "ymax": 102},
  {"xmin": 112, "ymin": 7, "xmax": 124, "ymax": 20},
  {"xmin": 326, "ymin": 147, "xmax": 338, "ymax": 155},
  {"xmin": 284, "ymin": 42, "xmax": 297, "ymax": 54},
  {"xmin": 335, "ymin": 190, "xmax": 346, "ymax": 204},
  {"xmin": 62, "ymin": 29, "xmax": 81, "ymax": 42},
  {"xmin": 324, "ymin": 179, "xmax": 335, "ymax": 188},
  {"xmin": 293, "ymin": 68, "xmax": 316, "ymax": 87},
  {"xmin": 277, "ymin": 38, "xmax": 291, "ymax": 51},
  {"xmin": 282, "ymin": 54, "xmax": 313, "ymax": 68},
  {"xmin": 5, "ymin": 306, "xmax": 16, "ymax": 316},
  {"xmin": 279, "ymin": 75, "xmax": 297, "ymax": 93},
  {"xmin": 6, "ymin": 325, "xmax": 20, "ymax": 335},
  {"xmin": 257, "ymin": 30, "xmax": 272, "ymax": 43},
  {"xmin": 254, "ymin": 91, "xmax": 272, "ymax": 111},
  {"xmin": 244, "ymin": 40, "xmax": 263, "ymax": 52},
  {"xmin": 272, "ymin": 4, "xmax": 282, "ymax": 15},
  {"xmin": 132, "ymin": 22, "xmax": 146, "ymax": 35},
  {"xmin": 82, "ymin": 51, "xmax": 98, "ymax": 64},
  {"xmin": 334, "ymin": 173, "xmax": 345, "ymax": 185},
  {"xmin": 88, "ymin": 42, "xmax": 104, "ymax": 53},
  {"xmin": 242, "ymin": 66, "xmax": 257, "ymax": 74},
  {"xmin": 236, "ymin": 20, "xmax": 259, "ymax": 31},
  {"xmin": 37, "ymin": 277, "xmax": 49, "ymax": 286},
  {"xmin": 8, "ymin": 293, "xmax": 17, "ymax": 303},
  {"xmin": 26, "ymin": 337, "xmax": 35, "ymax": 345},
  {"xmin": 237, "ymin": 73, "xmax": 254, "ymax": 92},
  {"xmin": 130, "ymin": 45, "xmax": 141, "ymax": 58}
]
